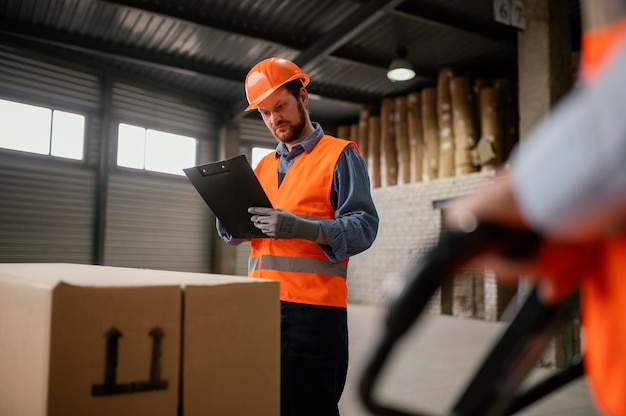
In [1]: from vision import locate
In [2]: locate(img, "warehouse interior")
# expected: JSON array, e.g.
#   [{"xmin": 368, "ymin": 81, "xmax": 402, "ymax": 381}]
[{"xmin": 0, "ymin": 0, "xmax": 597, "ymax": 415}]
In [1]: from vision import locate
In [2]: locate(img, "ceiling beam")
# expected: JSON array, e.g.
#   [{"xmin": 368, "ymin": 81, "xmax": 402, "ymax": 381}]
[
  {"xmin": 392, "ymin": 2, "xmax": 518, "ymax": 45},
  {"xmin": 0, "ymin": 33, "xmax": 229, "ymax": 108},
  {"xmin": 101, "ymin": 0, "xmax": 309, "ymax": 50},
  {"xmin": 294, "ymin": 0, "xmax": 405, "ymax": 70},
  {"xmin": 0, "ymin": 22, "xmax": 382, "ymax": 108},
  {"xmin": 230, "ymin": 0, "xmax": 405, "ymax": 120},
  {"xmin": 0, "ymin": 21, "xmax": 245, "ymax": 81},
  {"xmin": 101, "ymin": 0, "xmax": 397, "ymax": 72}
]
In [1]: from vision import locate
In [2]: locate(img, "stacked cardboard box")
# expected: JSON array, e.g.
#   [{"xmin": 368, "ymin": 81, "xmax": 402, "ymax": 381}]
[{"xmin": 0, "ymin": 263, "xmax": 280, "ymax": 416}]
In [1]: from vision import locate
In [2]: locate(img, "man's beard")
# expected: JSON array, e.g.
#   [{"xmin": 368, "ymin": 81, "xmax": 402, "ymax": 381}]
[{"xmin": 272, "ymin": 101, "xmax": 306, "ymax": 144}]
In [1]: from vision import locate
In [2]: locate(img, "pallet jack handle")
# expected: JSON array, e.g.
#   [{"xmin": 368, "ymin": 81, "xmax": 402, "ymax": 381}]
[{"xmin": 359, "ymin": 222, "xmax": 583, "ymax": 416}]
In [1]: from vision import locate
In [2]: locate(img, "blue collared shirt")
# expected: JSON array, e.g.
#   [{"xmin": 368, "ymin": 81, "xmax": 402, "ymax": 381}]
[{"xmin": 217, "ymin": 122, "xmax": 379, "ymax": 262}]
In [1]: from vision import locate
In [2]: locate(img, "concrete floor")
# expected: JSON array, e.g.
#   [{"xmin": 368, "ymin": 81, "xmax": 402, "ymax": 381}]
[{"xmin": 339, "ymin": 303, "xmax": 599, "ymax": 416}]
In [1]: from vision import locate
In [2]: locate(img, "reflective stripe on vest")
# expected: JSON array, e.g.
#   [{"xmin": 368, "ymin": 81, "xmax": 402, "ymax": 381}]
[
  {"xmin": 249, "ymin": 255, "xmax": 347, "ymax": 278},
  {"xmin": 248, "ymin": 256, "xmax": 349, "ymax": 308}
]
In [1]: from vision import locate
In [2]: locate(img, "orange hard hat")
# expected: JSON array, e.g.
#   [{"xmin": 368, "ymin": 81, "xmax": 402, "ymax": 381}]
[{"xmin": 244, "ymin": 57, "xmax": 310, "ymax": 111}]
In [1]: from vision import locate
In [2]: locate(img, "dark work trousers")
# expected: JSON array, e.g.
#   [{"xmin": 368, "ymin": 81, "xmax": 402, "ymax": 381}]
[{"xmin": 280, "ymin": 301, "xmax": 349, "ymax": 416}]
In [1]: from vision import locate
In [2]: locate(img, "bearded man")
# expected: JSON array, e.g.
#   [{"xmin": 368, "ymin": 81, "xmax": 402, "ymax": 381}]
[{"xmin": 216, "ymin": 57, "xmax": 379, "ymax": 416}]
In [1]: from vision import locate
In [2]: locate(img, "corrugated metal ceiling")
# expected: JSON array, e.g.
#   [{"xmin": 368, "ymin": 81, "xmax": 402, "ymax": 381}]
[{"xmin": 0, "ymin": 0, "xmax": 581, "ymax": 126}]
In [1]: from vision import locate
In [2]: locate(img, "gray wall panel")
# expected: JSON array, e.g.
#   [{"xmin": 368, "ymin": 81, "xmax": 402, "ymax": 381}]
[
  {"xmin": 0, "ymin": 153, "xmax": 96, "ymax": 264},
  {"xmin": 0, "ymin": 47, "xmax": 100, "ymax": 264},
  {"xmin": 238, "ymin": 118, "xmax": 276, "ymax": 146},
  {"xmin": 105, "ymin": 82, "xmax": 219, "ymax": 272},
  {"xmin": 0, "ymin": 46, "xmax": 101, "ymax": 110},
  {"xmin": 104, "ymin": 172, "xmax": 211, "ymax": 272},
  {"xmin": 112, "ymin": 83, "xmax": 216, "ymax": 135},
  {"xmin": 0, "ymin": 47, "xmax": 222, "ymax": 273}
]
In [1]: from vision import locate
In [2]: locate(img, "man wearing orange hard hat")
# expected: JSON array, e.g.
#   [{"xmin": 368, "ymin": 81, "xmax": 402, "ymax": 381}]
[{"xmin": 216, "ymin": 57, "xmax": 379, "ymax": 416}]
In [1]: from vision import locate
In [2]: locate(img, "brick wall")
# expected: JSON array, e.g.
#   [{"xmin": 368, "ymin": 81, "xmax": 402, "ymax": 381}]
[{"xmin": 347, "ymin": 170, "xmax": 517, "ymax": 321}]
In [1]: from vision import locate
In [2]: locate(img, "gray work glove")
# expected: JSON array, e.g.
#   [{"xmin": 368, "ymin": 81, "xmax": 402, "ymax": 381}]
[{"xmin": 248, "ymin": 207, "xmax": 320, "ymax": 241}]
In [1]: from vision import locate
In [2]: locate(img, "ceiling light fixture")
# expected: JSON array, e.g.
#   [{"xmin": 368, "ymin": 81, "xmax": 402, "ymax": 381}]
[{"xmin": 387, "ymin": 47, "xmax": 416, "ymax": 82}]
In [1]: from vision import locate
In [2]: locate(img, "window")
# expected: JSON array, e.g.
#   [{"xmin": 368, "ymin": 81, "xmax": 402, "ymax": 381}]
[
  {"xmin": 117, "ymin": 123, "xmax": 196, "ymax": 176},
  {"xmin": 251, "ymin": 146, "xmax": 275, "ymax": 169},
  {"xmin": 0, "ymin": 98, "xmax": 85, "ymax": 160}
]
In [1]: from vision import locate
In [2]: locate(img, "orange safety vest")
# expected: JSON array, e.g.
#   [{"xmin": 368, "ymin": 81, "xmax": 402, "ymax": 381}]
[
  {"xmin": 249, "ymin": 135, "xmax": 355, "ymax": 308},
  {"xmin": 575, "ymin": 19, "xmax": 626, "ymax": 416},
  {"xmin": 579, "ymin": 234, "xmax": 626, "ymax": 416},
  {"xmin": 538, "ymin": 234, "xmax": 626, "ymax": 416},
  {"xmin": 580, "ymin": 17, "xmax": 626, "ymax": 83}
]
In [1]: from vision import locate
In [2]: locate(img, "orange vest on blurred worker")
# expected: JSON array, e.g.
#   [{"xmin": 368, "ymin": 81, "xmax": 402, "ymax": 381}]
[
  {"xmin": 579, "ymin": 234, "xmax": 626, "ymax": 416},
  {"xmin": 563, "ymin": 19, "xmax": 626, "ymax": 416},
  {"xmin": 249, "ymin": 136, "xmax": 354, "ymax": 308},
  {"xmin": 544, "ymin": 233, "xmax": 626, "ymax": 416}
]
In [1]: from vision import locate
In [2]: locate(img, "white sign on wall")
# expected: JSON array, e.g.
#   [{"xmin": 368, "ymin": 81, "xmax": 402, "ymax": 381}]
[{"xmin": 494, "ymin": 0, "xmax": 526, "ymax": 30}]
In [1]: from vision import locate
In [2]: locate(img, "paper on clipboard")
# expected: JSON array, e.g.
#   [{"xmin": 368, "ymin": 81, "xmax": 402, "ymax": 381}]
[{"xmin": 184, "ymin": 154, "xmax": 273, "ymax": 238}]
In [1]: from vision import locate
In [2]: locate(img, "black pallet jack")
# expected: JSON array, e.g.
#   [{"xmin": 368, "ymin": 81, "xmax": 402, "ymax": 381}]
[{"xmin": 360, "ymin": 222, "xmax": 584, "ymax": 416}]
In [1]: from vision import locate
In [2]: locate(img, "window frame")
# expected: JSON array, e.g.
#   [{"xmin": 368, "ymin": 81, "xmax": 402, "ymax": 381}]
[
  {"xmin": 114, "ymin": 120, "xmax": 199, "ymax": 177},
  {"xmin": 0, "ymin": 97, "xmax": 87, "ymax": 162}
]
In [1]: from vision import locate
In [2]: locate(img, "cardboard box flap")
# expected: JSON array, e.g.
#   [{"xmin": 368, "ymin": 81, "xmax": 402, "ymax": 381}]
[{"xmin": 0, "ymin": 263, "xmax": 254, "ymax": 289}]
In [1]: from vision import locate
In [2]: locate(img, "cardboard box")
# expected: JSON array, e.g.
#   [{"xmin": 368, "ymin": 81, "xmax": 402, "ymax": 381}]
[{"xmin": 0, "ymin": 263, "xmax": 280, "ymax": 416}]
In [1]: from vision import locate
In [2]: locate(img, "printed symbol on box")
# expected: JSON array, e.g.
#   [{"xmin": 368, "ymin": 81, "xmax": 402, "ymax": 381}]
[{"xmin": 92, "ymin": 326, "xmax": 168, "ymax": 396}]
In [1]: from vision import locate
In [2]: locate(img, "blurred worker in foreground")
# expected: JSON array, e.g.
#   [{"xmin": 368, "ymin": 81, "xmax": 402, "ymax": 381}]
[
  {"xmin": 216, "ymin": 57, "xmax": 379, "ymax": 416},
  {"xmin": 445, "ymin": 1, "xmax": 626, "ymax": 415}
]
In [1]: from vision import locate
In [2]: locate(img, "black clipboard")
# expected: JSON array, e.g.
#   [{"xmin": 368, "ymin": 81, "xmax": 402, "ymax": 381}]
[{"xmin": 184, "ymin": 154, "xmax": 273, "ymax": 238}]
